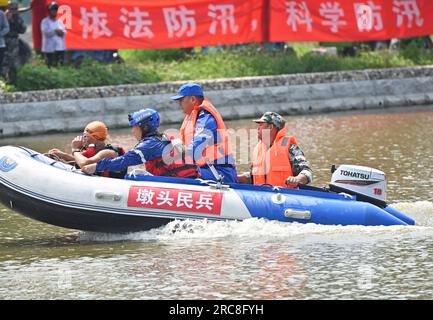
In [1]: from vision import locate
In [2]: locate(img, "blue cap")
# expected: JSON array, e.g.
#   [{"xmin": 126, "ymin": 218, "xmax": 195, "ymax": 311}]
[{"xmin": 170, "ymin": 83, "xmax": 204, "ymax": 101}]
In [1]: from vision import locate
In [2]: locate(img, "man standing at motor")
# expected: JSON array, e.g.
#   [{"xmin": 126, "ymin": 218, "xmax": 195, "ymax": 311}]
[{"xmin": 171, "ymin": 83, "xmax": 238, "ymax": 183}]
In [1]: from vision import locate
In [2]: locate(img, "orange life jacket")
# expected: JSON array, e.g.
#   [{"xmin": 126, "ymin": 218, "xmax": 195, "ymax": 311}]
[
  {"xmin": 179, "ymin": 99, "xmax": 233, "ymax": 167},
  {"xmin": 252, "ymin": 127, "xmax": 297, "ymax": 188}
]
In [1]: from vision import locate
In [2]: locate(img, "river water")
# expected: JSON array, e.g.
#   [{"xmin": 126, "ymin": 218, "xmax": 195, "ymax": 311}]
[{"xmin": 1, "ymin": 106, "xmax": 433, "ymax": 300}]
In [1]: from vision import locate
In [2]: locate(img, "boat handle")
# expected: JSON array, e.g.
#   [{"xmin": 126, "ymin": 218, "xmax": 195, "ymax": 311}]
[
  {"xmin": 284, "ymin": 209, "xmax": 311, "ymax": 220},
  {"xmin": 95, "ymin": 191, "xmax": 122, "ymax": 201}
]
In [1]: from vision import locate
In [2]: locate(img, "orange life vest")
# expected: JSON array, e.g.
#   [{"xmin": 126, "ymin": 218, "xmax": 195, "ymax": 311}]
[
  {"xmin": 179, "ymin": 99, "xmax": 233, "ymax": 167},
  {"xmin": 252, "ymin": 127, "xmax": 297, "ymax": 188}
]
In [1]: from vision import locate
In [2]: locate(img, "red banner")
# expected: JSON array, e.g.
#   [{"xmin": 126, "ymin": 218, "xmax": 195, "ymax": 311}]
[
  {"xmin": 270, "ymin": 0, "xmax": 433, "ymax": 42},
  {"xmin": 128, "ymin": 186, "xmax": 223, "ymax": 215},
  {"xmin": 33, "ymin": 0, "xmax": 263, "ymax": 50},
  {"xmin": 32, "ymin": 0, "xmax": 433, "ymax": 50}
]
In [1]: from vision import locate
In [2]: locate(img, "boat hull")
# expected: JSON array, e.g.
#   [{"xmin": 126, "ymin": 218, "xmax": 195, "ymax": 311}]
[
  {"xmin": 0, "ymin": 179, "xmax": 173, "ymax": 233},
  {"xmin": 0, "ymin": 146, "xmax": 414, "ymax": 233}
]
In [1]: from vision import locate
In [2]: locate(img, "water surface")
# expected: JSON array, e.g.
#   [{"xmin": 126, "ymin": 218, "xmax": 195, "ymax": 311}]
[{"xmin": 1, "ymin": 106, "xmax": 433, "ymax": 299}]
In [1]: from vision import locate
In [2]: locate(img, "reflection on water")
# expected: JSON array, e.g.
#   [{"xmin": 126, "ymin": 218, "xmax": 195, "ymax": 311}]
[{"xmin": 1, "ymin": 106, "xmax": 433, "ymax": 299}]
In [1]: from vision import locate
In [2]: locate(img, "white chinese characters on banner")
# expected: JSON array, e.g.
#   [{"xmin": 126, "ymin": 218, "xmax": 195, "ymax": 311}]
[
  {"xmin": 319, "ymin": 2, "xmax": 348, "ymax": 33},
  {"xmin": 392, "ymin": 0, "xmax": 423, "ymax": 28},
  {"xmin": 163, "ymin": 6, "xmax": 196, "ymax": 38},
  {"xmin": 177, "ymin": 192, "xmax": 194, "ymax": 209},
  {"xmin": 208, "ymin": 4, "xmax": 239, "ymax": 35},
  {"xmin": 251, "ymin": 19, "xmax": 258, "ymax": 32},
  {"xmin": 130, "ymin": 187, "xmax": 218, "ymax": 213},
  {"xmin": 354, "ymin": 2, "xmax": 383, "ymax": 32},
  {"xmin": 54, "ymin": 0, "xmax": 433, "ymax": 48},
  {"xmin": 196, "ymin": 194, "xmax": 214, "ymax": 211},
  {"xmin": 156, "ymin": 190, "xmax": 174, "ymax": 207},
  {"xmin": 120, "ymin": 7, "xmax": 154, "ymax": 39},
  {"xmin": 80, "ymin": 7, "xmax": 113, "ymax": 39},
  {"xmin": 58, "ymin": 5, "xmax": 72, "ymax": 30},
  {"xmin": 285, "ymin": 1, "xmax": 313, "ymax": 32},
  {"xmin": 136, "ymin": 188, "xmax": 155, "ymax": 205}
]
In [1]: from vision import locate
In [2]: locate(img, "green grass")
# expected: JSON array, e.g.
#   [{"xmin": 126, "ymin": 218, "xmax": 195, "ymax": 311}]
[
  {"xmin": 121, "ymin": 44, "xmax": 429, "ymax": 79},
  {"xmin": 10, "ymin": 56, "xmax": 160, "ymax": 92},
  {"xmin": 4, "ymin": 42, "xmax": 433, "ymax": 92}
]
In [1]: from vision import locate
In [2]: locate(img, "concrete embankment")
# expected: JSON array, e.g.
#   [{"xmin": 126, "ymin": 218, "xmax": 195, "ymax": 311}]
[{"xmin": 1, "ymin": 66, "xmax": 433, "ymax": 138}]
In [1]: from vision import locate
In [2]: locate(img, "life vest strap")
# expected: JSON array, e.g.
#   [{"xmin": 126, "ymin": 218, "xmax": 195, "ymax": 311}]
[{"xmin": 161, "ymin": 164, "xmax": 199, "ymax": 177}]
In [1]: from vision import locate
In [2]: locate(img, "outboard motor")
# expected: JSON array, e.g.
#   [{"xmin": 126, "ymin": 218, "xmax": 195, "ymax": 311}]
[{"xmin": 329, "ymin": 165, "xmax": 387, "ymax": 208}]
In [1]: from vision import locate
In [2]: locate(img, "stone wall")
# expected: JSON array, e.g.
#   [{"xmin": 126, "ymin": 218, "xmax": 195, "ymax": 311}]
[{"xmin": 1, "ymin": 66, "xmax": 433, "ymax": 138}]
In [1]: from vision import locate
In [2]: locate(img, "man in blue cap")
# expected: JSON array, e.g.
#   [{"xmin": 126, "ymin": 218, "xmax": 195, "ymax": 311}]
[{"xmin": 171, "ymin": 83, "xmax": 238, "ymax": 183}]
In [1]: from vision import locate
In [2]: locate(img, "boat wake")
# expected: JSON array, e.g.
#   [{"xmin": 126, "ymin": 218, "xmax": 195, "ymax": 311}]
[
  {"xmin": 78, "ymin": 201, "xmax": 433, "ymax": 243},
  {"xmin": 390, "ymin": 201, "xmax": 433, "ymax": 227}
]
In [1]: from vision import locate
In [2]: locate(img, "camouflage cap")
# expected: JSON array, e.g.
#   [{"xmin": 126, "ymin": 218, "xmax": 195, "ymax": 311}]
[{"xmin": 253, "ymin": 112, "xmax": 286, "ymax": 130}]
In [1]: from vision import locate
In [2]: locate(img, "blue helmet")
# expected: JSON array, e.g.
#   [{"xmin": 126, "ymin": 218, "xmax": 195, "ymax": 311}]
[{"xmin": 128, "ymin": 108, "xmax": 160, "ymax": 129}]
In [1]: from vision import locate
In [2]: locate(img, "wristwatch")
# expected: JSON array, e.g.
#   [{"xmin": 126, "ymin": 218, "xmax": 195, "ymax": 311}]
[{"xmin": 72, "ymin": 149, "xmax": 80, "ymax": 154}]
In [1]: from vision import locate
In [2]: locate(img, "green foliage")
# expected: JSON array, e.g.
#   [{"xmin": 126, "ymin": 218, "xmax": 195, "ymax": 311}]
[
  {"xmin": 9, "ymin": 45, "xmax": 433, "ymax": 92},
  {"xmin": 399, "ymin": 39, "xmax": 433, "ymax": 65},
  {"xmin": 14, "ymin": 58, "xmax": 160, "ymax": 92},
  {"xmin": 119, "ymin": 49, "xmax": 190, "ymax": 62}
]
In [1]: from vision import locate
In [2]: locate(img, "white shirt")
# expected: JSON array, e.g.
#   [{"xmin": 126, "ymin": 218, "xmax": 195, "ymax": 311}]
[{"xmin": 40, "ymin": 17, "xmax": 66, "ymax": 53}]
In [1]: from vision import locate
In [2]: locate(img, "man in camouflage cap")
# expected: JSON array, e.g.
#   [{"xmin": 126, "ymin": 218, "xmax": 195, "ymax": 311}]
[
  {"xmin": 254, "ymin": 111, "xmax": 287, "ymax": 131},
  {"xmin": 238, "ymin": 111, "xmax": 313, "ymax": 188}
]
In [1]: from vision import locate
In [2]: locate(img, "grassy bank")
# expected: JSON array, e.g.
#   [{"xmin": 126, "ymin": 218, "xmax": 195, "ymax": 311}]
[{"xmin": 3, "ymin": 42, "xmax": 433, "ymax": 92}]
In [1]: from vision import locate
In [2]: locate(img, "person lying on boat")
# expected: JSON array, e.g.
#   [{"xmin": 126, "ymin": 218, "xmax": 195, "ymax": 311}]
[
  {"xmin": 48, "ymin": 121, "xmax": 127, "ymax": 178},
  {"xmin": 171, "ymin": 83, "xmax": 238, "ymax": 183},
  {"xmin": 81, "ymin": 108, "xmax": 200, "ymax": 179},
  {"xmin": 237, "ymin": 112, "xmax": 313, "ymax": 188}
]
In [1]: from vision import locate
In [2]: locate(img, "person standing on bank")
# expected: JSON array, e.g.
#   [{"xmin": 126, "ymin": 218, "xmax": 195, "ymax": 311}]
[
  {"xmin": 2, "ymin": 0, "xmax": 26, "ymax": 84},
  {"xmin": 41, "ymin": 1, "xmax": 66, "ymax": 67},
  {"xmin": 0, "ymin": 5, "xmax": 10, "ymax": 77},
  {"xmin": 238, "ymin": 112, "xmax": 313, "ymax": 188},
  {"xmin": 171, "ymin": 83, "xmax": 238, "ymax": 183}
]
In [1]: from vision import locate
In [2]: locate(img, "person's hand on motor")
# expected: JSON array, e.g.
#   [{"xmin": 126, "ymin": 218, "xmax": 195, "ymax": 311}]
[{"xmin": 81, "ymin": 163, "xmax": 96, "ymax": 175}]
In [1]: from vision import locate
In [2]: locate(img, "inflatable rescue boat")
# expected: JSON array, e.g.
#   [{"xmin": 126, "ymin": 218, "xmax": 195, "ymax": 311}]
[{"xmin": 0, "ymin": 146, "xmax": 415, "ymax": 233}]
